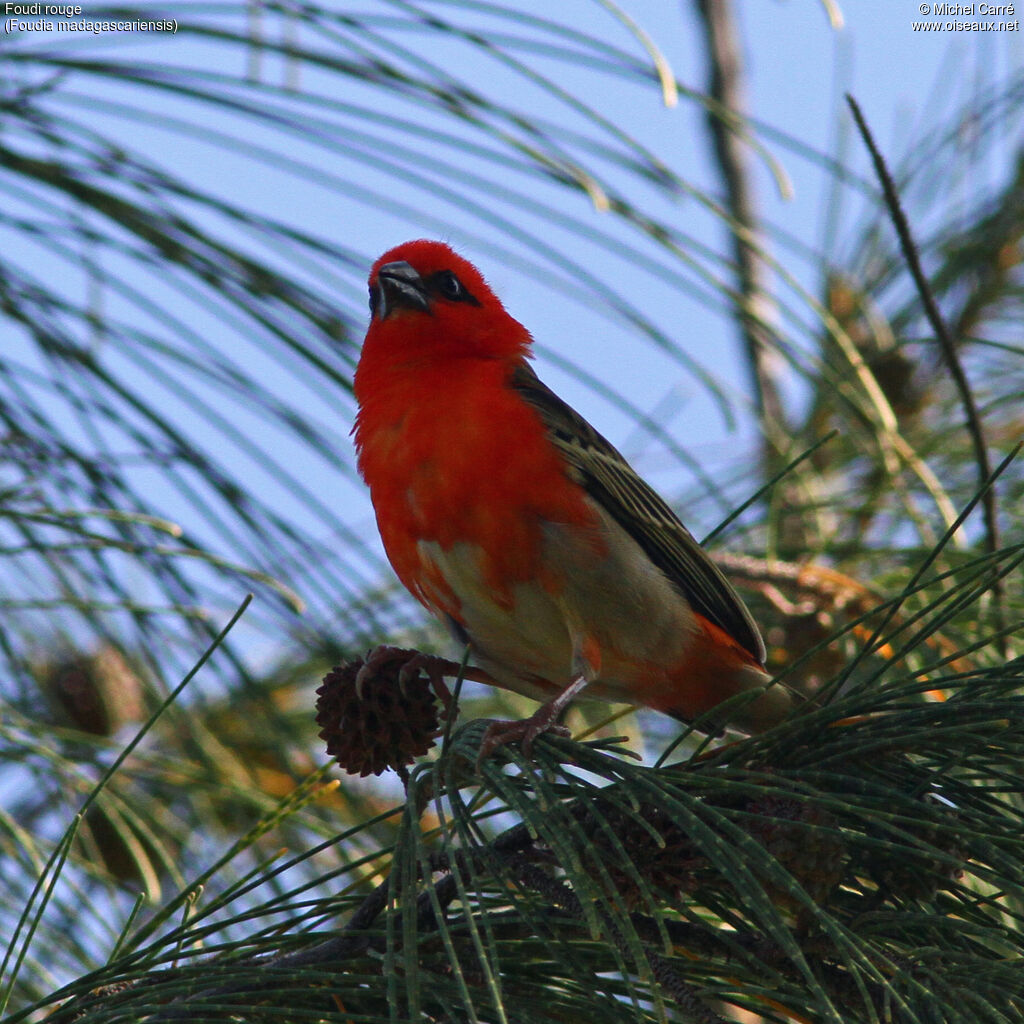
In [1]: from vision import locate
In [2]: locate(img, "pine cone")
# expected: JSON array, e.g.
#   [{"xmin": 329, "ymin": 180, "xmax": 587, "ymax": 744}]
[
  {"xmin": 316, "ymin": 654, "xmax": 445, "ymax": 777},
  {"xmin": 581, "ymin": 802, "xmax": 705, "ymax": 907},
  {"xmin": 745, "ymin": 796, "xmax": 848, "ymax": 909}
]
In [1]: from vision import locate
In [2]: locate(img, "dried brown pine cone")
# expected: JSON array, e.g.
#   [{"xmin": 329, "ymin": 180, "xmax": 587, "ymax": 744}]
[
  {"xmin": 577, "ymin": 801, "xmax": 705, "ymax": 908},
  {"xmin": 868, "ymin": 811, "xmax": 966, "ymax": 902},
  {"xmin": 745, "ymin": 795, "xmax": 848, "ymax": 909},
  {"xmin": 316, "ymin": 654, "xmax": 446, "ymax": 777}
]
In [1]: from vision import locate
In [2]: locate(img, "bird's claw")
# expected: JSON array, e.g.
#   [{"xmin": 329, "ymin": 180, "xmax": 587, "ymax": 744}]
[
  {"xmin": 476, "ymin": 712, "xmax": 571, "ymax": 769},
  {"xmin": 475, "ymin": 674, "xmax": 590, "ymax": 769},
  {"xmin": 356, "ymin": 645, "xmax": 457, "ymax": 713}
]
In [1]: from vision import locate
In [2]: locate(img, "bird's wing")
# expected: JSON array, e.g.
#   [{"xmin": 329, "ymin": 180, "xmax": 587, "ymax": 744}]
[{"xmin": 510, "ymin": 361, "xmax": 766, "ymax": 664}]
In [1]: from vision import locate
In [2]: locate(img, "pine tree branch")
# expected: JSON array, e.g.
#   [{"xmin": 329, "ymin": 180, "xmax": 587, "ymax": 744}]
[{"xmin": 846, "ymin": 94, "xmax": 1007, "ymax": 655}]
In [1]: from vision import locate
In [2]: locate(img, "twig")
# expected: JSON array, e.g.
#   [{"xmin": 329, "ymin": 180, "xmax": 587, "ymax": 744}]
[
  {"xmin": 58, "ymin": 825, "xmax": 546, "ymax": 1022},
  {"xmin": 846, "ymin": 94, "xmax": 1006, "ymax": 655}
]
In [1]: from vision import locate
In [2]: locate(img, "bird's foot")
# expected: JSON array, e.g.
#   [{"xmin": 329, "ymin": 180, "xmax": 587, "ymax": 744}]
[
  {"xmin": 356, "ymin": 645, "xmax": 462, "ymax": 714},
  {"xmin": 477, "ymin": 710, "xmax": 571, "ymax": 767},
  {"xmin": 476, "ymin": 675, "xmax": 590, "ymax": 767}
]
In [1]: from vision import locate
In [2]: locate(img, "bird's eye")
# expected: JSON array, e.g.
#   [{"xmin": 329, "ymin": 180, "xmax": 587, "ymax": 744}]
[
  {"xmin": 435, "ymin": 271, "xmax": 463, "ymax": 300},
  {"xmin": 368, "ymin": 283, "xmax": 380, "ymax": 316},
  {"xmin": 426, "ymin": 269, "xmax": 480, "ymax": 306}
]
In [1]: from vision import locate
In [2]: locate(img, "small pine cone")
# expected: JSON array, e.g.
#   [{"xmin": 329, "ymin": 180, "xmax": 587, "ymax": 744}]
[
  {"xmin": 870, "ymin": 813, "xmax": 966, "ymax": 901},
  {"xmin": 316, "ymin": 655, "xmax": 444, "ymax": 777},
  {"xmin": 745, "ymin": 796, "xmax": 848, "ymax": 908},
  {"xmin": 583, "ymin": 803, "xmax": 704, "ymax": 908},
  {"xmin": 40, "ymin": 646, "xmax": 144, "ymax": 736}
]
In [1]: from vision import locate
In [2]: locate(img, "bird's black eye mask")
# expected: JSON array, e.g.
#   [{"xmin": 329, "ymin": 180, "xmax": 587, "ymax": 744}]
[
  {"xmin": 426, "ymin": 269, "xmax": 480, "ymax": 306},
  {"xmin": 368, "ymin": 267, "xmax": 480, "ymax": 319}
]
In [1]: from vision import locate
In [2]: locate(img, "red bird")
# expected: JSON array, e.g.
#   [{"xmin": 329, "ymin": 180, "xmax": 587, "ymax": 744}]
[{"xmin": 353, "ymin": 240, "xmax": 792, "ymax": 755}]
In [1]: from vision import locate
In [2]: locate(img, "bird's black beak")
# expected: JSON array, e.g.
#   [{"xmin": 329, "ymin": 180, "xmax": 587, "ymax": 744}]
[{"xmin": 374, "ymin": 260, "xmax": 430, "ymax": 319}]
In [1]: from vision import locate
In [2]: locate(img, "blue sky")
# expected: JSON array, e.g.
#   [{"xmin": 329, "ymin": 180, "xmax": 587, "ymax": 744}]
[{"xmin": 4, "ymin": 0, "xmax": 1021, "ymax": 654}]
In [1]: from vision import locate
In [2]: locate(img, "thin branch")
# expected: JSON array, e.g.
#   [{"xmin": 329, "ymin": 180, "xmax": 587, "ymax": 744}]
[{"xmin": 846, "ymin": 94, "xmax": 1006, "ymax": 655}]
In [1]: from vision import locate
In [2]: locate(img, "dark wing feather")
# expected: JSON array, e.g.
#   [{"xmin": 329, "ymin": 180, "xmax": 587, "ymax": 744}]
[{"xmin": 510, "ymin": 362, "xmax": 766, "ymax": 664}]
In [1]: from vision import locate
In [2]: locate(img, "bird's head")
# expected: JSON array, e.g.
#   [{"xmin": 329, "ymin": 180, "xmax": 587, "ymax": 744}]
[{"xmin": 362, "ymin": 240, "xmax": 530, "ymax": 367}]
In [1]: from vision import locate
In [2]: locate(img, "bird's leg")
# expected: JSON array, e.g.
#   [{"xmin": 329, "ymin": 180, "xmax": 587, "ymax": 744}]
[
  {"xmin": 477, "ymin": 675, "xmax": 591, "ymax": 764},
  {"xmin": 477, "ymin": 634, "xmax": 600, "ymax": 764},
  {"xmin": 356, "ymin": 644, "xmax": 494, "ymax": 715}
]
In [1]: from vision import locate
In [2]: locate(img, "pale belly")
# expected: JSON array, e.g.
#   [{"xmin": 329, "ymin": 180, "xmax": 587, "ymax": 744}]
[{"xmin": 414, "ymin": 501, "xmax": 703, "ymax": 707}]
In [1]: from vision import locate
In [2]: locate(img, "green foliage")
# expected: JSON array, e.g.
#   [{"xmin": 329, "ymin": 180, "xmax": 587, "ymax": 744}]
[
  {"xmin": 15, "ymin": 594, "xmax": 1024, "ymax": 1021},
  {"xmin": 1, "ymin": 2, "xmax": 1022, "ymax": 1021}
]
